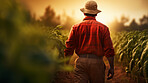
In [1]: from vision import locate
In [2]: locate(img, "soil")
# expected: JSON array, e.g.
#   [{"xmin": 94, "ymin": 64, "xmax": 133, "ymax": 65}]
[
  {"xmin": 105, "ymin": 63, "xmax": 136, "ymax": 83},
  {"xmin": 54, "ymin": 57, "xmax": 145, "ymax": 83}
]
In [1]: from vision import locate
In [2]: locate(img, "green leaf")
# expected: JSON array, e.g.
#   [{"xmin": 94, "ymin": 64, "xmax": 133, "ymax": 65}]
[
  {"xmin": 119, "ymin": 52, "xmax": 124, "ymax": 62},
  {"xmin": 125, "ymin": 67, "xmax": 130, "ymax": 73},
  {"xmin": 140, "ymin": 47, "xmax": 148, "ymax": 65},
  {"xmin": 129, "ymin": 59, "xmax": 135, "ymax": 71},
  {"xmin": 143, "ymin": 60, "xmax": 148, "ymax": 82}
]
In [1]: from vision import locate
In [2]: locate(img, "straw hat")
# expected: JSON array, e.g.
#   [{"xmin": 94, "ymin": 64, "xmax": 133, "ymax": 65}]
[{"xmin": 80, "ymin": 0, "xmax": 101, "ymax": 14}]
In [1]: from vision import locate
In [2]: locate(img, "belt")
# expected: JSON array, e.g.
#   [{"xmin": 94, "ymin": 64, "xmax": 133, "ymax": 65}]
[{"xmin": 79, "ymin": 54, "xmax": 103, "ymax": 59}]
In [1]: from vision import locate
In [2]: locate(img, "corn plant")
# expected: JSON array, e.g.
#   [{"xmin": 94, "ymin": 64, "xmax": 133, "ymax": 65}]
[{"xmin": 112, "ymin": 30, "xmax": 148, "ymax": 82}]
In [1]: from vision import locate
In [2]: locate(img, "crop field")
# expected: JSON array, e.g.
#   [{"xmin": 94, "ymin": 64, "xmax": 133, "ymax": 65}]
[
  {"xmin": 0, "ymin": 0, "xmax": 148, "ymax": 83},
  {"xmin": 112, "ymin": 30, "xmax": 148, "ymax": 82}
]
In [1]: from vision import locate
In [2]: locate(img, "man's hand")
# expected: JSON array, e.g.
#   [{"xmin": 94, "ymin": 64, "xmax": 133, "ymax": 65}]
[
  {"xmin": 107, "ymin": 68, "xmax": 114, "ymax": 80},
  {"xmin": 107, "ymin": 56, "xmax": 114, "ymax": 80}
]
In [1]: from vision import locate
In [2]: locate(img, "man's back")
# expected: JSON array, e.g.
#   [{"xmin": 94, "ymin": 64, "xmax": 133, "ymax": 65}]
[
  {"xmin": 65, "ymin": 16, "xmax": 114, "ymax": 57},
  {"xmin": 74, "ymin": 16, "xmax": 104, "ymax": 56}
]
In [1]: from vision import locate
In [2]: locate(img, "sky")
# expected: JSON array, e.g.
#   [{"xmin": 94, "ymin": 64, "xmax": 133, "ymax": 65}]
[{"xmin": 21, "ymin": 0, "xmax": 148, "ymax": 25}]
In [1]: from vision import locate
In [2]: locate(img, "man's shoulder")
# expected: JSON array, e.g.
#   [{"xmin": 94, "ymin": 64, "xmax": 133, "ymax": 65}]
[
  {"xmin": 72, "ymin": 21, "xmax": 85, "ymax": 27},
  {"xmin": 72, "ymin": 23, "xmax": 80, "ymax": 28},
  {"xmin": 71, "ymin": 22, "xmax": 83, "ymax": 29},
  {"xmin": 72, "ymin": 20, "xmax": 108, "ymax": 29}
]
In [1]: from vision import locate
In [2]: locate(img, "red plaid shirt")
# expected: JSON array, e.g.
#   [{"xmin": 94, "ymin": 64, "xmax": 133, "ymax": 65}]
[{"xmin": 64, "ymin": 16, "xmax": 115, "ymax": 57}]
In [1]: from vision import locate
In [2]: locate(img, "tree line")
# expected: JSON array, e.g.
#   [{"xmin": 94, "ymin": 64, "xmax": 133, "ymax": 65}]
[{"xmin": 110, "ymin": 15, "xmax": 148, "ymax": 31}]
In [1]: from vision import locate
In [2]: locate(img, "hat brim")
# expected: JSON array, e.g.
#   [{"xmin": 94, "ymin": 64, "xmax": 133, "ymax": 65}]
[{"xmin": 80, "ymin": 8, "xmax": 101, "ymax": 14}]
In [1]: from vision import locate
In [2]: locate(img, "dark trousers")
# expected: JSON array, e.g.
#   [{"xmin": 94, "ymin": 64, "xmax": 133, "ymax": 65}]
[{"xmin": 73, "ymin": 54, "xmax": 105, "ymax": 83}]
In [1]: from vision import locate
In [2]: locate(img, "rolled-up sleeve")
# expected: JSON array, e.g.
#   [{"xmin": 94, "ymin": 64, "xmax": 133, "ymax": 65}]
[
  {"xmin": 64, "ymin": 26, "xmax": 76, "ymax": 56},
  {"xmin": 103, "ymin": 27, "xmax": 115, "ymax": 57}
]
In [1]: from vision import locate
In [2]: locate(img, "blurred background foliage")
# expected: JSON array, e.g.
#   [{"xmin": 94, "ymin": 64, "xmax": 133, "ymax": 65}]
[
  {"xmin": 109, "ymin": 15, "xmax": 148, "ymax": 32},
  {"xmin": 0, "ymin": 0, "xmax": 72, "ymax": 83}
]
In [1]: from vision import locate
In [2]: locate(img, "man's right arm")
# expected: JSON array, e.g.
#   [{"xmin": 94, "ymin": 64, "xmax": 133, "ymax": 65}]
[
  {"xmin": 107, "ymin": 56, "xmax": 114, "ymax": 80},
  {"xmin": 102, "ymin": 26, "xmax": 115, "ymax": 80},
  {"xmin": 107, "ymin": 56, "xmax": 114, "ymax": 69}
]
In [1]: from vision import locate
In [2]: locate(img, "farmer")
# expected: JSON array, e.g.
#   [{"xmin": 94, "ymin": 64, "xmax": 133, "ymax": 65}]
[{"xmin": 64, "ymin": 0, "xmax": 115, "ymax": 83}]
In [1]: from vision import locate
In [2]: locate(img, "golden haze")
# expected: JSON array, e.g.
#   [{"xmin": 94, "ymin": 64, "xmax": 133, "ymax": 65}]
[{"xmin": 21, "ymin": 0, "xmax": 148, "ymax": 25}]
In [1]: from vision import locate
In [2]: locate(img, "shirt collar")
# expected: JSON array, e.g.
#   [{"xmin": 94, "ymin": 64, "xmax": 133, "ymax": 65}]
[{"xmin": 83, "ymin": 16, "xmax": 96, "ymax": 21}]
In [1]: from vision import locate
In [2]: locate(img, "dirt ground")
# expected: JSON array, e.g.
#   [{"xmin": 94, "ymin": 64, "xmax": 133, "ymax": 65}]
[
  {"xmin": 54, "ymin": 57, "xmax": 145, "ymax": 83},
  {"xmin": 55, "ymin": 65, "xmax": 137, "ymax": 83},
  {"xmin": 105, "ymin": 64, "xmax": 136, "ymax": 83}
]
